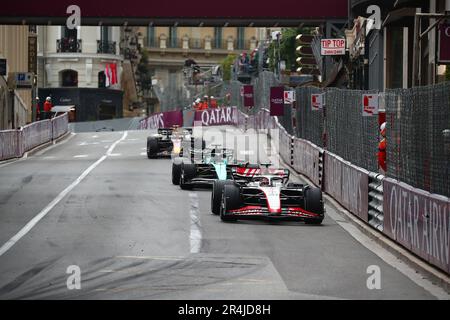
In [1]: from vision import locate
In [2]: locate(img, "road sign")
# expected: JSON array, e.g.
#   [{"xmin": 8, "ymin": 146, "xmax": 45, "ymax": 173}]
[
  {"xmin": 362, "ymin": 94, "xmax": 379, "ymax": 116},
  {"xmin": 321, "ymin": 38, "xmax": 346, "ymax": 56},
  {"xmin": 284, "ymin": 90, "xmax": 296, "ymax": 104},
  {"xmin": 8, "ymin": 72, "xmax": 34, "ymax": 89},
  {"xmin": 311, "ymin": 93, "xmax": 324, "ymax": 111}
]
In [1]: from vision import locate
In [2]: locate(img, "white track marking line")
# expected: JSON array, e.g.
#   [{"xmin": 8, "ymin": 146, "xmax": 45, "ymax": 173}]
[
  {"xmin": 0, "ymin": 131, "xmax": 128, "ymax": 258},
  {"xmin": 73, "ymin": 154, "xmax": 88, "ymax": 158},
  {"xmin": 189, "ymin": 193, "xmax": 202, "ymax": 254}
]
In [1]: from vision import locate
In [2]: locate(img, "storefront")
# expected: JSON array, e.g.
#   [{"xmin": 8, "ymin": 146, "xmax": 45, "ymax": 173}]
[{"xmin": 38, "ymin": 88, "xmax": 123, "ymax": 122}]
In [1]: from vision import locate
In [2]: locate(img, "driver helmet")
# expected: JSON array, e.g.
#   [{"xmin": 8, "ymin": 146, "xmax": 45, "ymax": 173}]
[{"xmin": 259, "ymin": 177, "xmax": 270, "ymax": 187}]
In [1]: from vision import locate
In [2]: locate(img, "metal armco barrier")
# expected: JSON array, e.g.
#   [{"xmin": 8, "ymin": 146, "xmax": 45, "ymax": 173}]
[
  {"xmin": 383, "ymin": 178, "xmax": 450, "ymax": 274},
  {"xmin": 368, "ymin": 172, "xmax": 384, "ymax": 231},
  {"xmin": 0, "ymin": 130, "xmax": 20, "ymax": 161},
  {"xmin": 276, "ymin": 120, "xmax": 294, "ymax": 167},
  {"xmin": 0, "ymin": 113, "xmax": 69, "ymax": 161},
  {"xmin": 292, "ymin": 138, "xmax": 324, "ymax": 188},
  {"xmin": 21, "ymin": 120, "xmax": 52, "ymax": 153},
  {"xmin": 52, "ymin": 113, "xmax": 69, "ymax": 139},
  {"xmin": 324, "ymin": 152, "xmax": 370, "ymax": 222}
]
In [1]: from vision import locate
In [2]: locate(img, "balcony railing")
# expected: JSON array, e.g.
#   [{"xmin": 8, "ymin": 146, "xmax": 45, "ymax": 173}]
[
  {"xmin": 143, "ymin": 37, "xmax": 253, "ymax": 51},
  {"xmin": 97, "ymin": 40, "xmax": 117, "ymax": 54},
  {"xmin": 56, "ymin": 38, "xmax": 82, "ymax": 53}
]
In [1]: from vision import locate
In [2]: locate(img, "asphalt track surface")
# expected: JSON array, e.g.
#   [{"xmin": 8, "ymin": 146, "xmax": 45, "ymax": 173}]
[{"xmin": 0, "ymin": 126, "xmax": 447, "ymax": 300}]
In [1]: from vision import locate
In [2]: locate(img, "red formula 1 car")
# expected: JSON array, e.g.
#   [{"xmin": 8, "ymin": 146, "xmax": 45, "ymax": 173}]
[{"xmin": 213, "ymin": 165, "xmax": 324, "ymax": 224}]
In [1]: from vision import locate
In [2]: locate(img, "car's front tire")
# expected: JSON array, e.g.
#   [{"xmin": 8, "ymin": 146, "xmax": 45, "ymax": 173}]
[
  {"xmin": 304, "ymin": 187, "xmax": 324, "ymax": 225},
  {"xmin": 211, "ymin": 180, "xmax": 234, "ymax": 215},
  {"xmin": 220, "ymin": 185, "xmax": 241, "ymax": 222}
]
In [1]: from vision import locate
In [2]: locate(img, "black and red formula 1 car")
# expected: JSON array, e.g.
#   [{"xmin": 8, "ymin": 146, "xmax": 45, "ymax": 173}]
[
  {"xmin": 146, "ymin": 127, "xmax": 205, "ymax": 159},
  {"xmin": 212, "ymin": 165, "xmax": 324, "ymax": 224}
]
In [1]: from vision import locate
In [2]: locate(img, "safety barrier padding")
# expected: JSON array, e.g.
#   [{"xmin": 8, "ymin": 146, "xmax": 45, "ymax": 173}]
[
  {"xmin": 0, "ymin": 130, "xmax": 21, "ymax": 161},
  {"xmin": 383, "ymin": 178, "xmax": 450, "ymax": 274},
  {"xmin": 324, "ymin": 151, "xmax": 370, "ymax": 222},
  {"xmin": 292, "ymin": 138, "xmax": 324, "ymax": 188}
]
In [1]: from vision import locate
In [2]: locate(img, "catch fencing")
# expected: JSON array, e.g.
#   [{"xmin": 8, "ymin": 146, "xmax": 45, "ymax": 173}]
[
  {"xmin": 0, "ymin": 113, "xmax": 69, "ymax": 161},
  {"xmin": 385, "ymin": 82, "xmax": 450, "ymax": 198}
]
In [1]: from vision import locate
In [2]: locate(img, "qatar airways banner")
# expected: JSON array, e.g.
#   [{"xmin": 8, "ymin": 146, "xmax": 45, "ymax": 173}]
[
  {"xmin": 139, "ymin": 110, "xmax": 183, "ymax": 129},
  {"xmin": 193, "ymin": 107, "xmax": 238, "ymax": 127},
  {"xmin": 270, "ymin": 87, "xmax": 285, "ymax": 116},
  {"xmin": 383, "ymin": 178, "xmax": 450, "ymax": 274}
]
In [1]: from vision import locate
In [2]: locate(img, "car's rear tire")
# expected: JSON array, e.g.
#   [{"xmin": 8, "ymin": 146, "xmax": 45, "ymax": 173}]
[
  {"xmin": 172, "ymin": 162, "xmax": 182, "ymax": 185},
  {"xmin": 147, "ymin": 137, "xmax": 159, "ymax": 159},
  {"xmin": 180, "ymin": 163, "xmax": 196, "ymax": 190},
  {"xmin": 304, "ymin": 187, "xmax": 324, "ymax": 225},
  {"xmin": 211, "ymin": 180, "xmax": 234, "ymax": 215},
  {"xmin": 220, "ymin": 185, "xmax": 241, "ymax": 222}
]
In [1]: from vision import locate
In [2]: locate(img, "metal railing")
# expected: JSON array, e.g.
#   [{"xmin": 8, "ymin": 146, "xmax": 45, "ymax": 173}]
[
  {"xmin": 368, "ymin": 172, "xmax": 384, "ymax": 231},
  {"xmin": 0, "ymin": 113, "xmax": 69, "ymax": 161},
  {"xmin": 56, "ymin": 38, "xmax": 82, "ymax": 53},
  {"xmin": 97, "ymin": 40, "xmax": 117, "ymax": 54}
]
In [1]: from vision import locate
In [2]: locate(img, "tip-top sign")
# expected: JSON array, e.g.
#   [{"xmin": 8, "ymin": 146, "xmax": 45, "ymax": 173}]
[
  {"xmin": 321, "ymin": 38, "xmax": 346, "ymax": 56},
  {"xmin": 362, "ymin": 94, "xmax": 379, "ymax": 116}
]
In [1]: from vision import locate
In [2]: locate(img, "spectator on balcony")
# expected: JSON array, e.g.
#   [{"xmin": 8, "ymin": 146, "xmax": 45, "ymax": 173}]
[
  {"xmin": 43, "ymin": 97, "xmax": 53, "ymax": 120},
  {"xmin": 378, "ymin": 122, "xmax": 387, "ymax": 174}
]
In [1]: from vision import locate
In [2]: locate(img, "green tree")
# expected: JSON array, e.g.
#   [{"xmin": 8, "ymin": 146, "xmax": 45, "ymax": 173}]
[
  {"xmin": 446, "ymin": 66, "xmax": 450, "ymax": 81},
  {"xmin": 136, "ymin": 48, "xmax": 153, "ymax": 92},
  {"xmin": 220, "ymin": 54, "xmax": 237, "ymax": 81}
]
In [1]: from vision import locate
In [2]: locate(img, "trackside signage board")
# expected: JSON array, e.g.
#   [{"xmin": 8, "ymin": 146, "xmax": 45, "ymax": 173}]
[
  {"xmin": 362, "ymin": 94, "xmax": 379, "ymax": 116},
  {"xmin": 439, "ymin": 23, "xmax": 450, "ymax": 64},
  {"xmin": 383, "ymin": 178, "xmax": 450, "ymax": 274},
  {"xmin": 311, "ymin": 94, "xmax": 324, "ymax": 111},
  {"xmin": 284, "ymin": 90, "xmax": 296, "ymax": 104},
  {"xmin": 321, "ymin": 38, "xmax": 346, "ymax": 56}
]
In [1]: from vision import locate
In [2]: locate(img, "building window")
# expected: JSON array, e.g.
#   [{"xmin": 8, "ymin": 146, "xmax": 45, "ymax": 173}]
[
  {"xmin": 237, "ymin": 27, "xmax": 245, "ymax": 50},
  {"xmin": 97, "ymin": 27, "xmax": 116, "ymax": 54},
  {"xmin": 98, "ymin": 71, "xmax": 106, "ymax": 88},
  {"xmin": 57, "ymin": 27, "xmax": 81, "ymax": 53},
  {"xmin": 148, "ymin": 26, "xmax": 156, "ymax": 47},
  {"xmin": 169, "ymin": 27, "xmax": 177, "ymax": 48},
  {"xmin": 386, "ymin": 27, "xmax": 404, "ymax": 89},
  {"xmin": 214, "ymin": 27, "xmax": 222, "ymax": 49},
  {"xmin": 60, "ymin": 69, "xmax": 78, "ymax": 87}
]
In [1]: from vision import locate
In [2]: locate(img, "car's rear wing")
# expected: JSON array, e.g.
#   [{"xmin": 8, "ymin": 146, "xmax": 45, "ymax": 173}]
[
  {"xmin": 157, "ymin": 128, "xmax": 174, "ymax": 137},
  {"xmin": 231, "ymin": 164, "xmax": 290, "ymax": 181}
]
